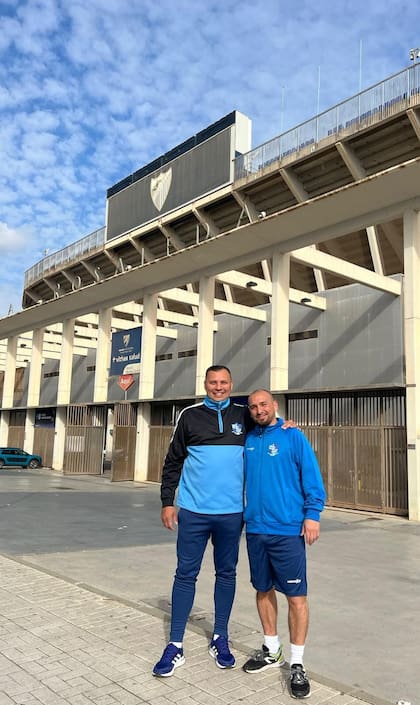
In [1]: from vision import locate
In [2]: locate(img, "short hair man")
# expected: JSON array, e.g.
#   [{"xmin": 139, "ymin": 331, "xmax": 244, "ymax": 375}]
[
  {"xmin": 242, "ymin": 389, "xmax": 325, "ymax": 699},
  {"xmin": 153, "ymin": 365, "xmax": 250, "ymax": 676}
]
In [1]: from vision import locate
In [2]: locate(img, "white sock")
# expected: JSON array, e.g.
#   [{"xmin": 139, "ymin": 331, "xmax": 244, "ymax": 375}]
[
  {"xmin": 290, "ymin": 643, "xmax": 305, "ymax": 665},
  {"xmin": 264, "ymin": 634, "xmax": 280, "ymax": 654},
  {"xmin": 170, "ymin": 641, "xmax": 183, "ymax": 649}
]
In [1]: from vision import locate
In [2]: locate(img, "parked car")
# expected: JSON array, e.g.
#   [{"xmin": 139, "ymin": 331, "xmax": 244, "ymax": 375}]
[{"xmin": 0, "ymin": 447, "xmax": 42, "ymax": 469}]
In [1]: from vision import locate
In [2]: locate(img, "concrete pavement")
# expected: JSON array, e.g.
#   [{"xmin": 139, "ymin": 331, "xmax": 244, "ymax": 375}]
[
  {"xmin": 0, "ymin": 467, "xmax": 418, "ymax": 705},
  {"xmin": 0, "ymin": 551, "xmax": 375, "ymax": 705}
]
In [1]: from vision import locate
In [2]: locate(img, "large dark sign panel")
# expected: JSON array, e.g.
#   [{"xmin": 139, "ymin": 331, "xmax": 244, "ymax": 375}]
[
  {"xmin": 105, "ymin": 111, "xmax": 252, "ymax": 242},
  {"xmin": 110, "ymin": 328, "xmax": 142, "ymax": 376},
  {"xmin": 107, "ymin": 129, "xmax": 232, "ymax": 240}
]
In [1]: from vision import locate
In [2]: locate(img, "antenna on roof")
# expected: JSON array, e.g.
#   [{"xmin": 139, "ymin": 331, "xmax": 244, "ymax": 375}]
[{"xmin": 280, "ymin": 85, "xmax": 285, "ymax": 133}]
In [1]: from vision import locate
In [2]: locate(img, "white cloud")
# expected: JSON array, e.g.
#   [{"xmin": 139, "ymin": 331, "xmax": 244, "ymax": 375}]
[{"xmin": 0, "ymin": 222, "xmax": 31, "ymax": 252}]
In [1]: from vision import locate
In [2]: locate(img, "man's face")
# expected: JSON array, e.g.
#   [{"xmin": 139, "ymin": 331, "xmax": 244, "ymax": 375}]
[
  {"xmin": 204, "ymin": 369, "xmax": 233, "ymax": 402},
  {"xmin": 248, "ymin": 391, "xmax": 278, "ymax": 426}
]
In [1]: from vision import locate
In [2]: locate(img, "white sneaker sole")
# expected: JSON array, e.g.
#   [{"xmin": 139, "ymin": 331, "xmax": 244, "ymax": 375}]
[
  {"xmin": 243, "ymin": 658, "xmax": 285, "ymax": 673},
  {"xmin": 208, "ymin": 646, "xmax": 236, "ymax": 669},
  {"xmin": 153, "ymin": 655, "xmax": 185, "ymax": 677}
]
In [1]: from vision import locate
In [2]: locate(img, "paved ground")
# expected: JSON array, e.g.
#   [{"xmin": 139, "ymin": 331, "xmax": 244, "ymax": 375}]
[{"xmin": 0, "ymin": 467, "xmax": 418, "ymax": 705}]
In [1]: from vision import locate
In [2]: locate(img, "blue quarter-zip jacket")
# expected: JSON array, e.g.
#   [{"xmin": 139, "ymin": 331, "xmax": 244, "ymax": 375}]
[
  {"xmin": 161, "ymin": 398, "xmax": 252, "ymax": 514},
  {"xmin": 244, "ymin": 420, "xmax": 326, "ymax": 535}
]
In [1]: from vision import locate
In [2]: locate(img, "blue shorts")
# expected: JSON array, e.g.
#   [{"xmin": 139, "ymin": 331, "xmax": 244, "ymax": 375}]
[{"xmin": 246, "ymin": 533, "xmax": 307, "ymax": 596}]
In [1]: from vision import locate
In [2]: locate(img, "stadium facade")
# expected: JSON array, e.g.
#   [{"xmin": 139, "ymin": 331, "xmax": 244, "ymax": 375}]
[{"xmin": 1, "ymin": 65, "xmax": 420, "ymax": 519}]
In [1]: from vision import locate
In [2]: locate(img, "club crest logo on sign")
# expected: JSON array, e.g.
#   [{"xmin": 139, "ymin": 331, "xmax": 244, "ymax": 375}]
[
  {"xmin": 150, "ymin": 167, "xmax": 172, "ymax": 211},
  {"xmin": 123, "ymin": 334, "xmax": 130, "ymax": 347}
]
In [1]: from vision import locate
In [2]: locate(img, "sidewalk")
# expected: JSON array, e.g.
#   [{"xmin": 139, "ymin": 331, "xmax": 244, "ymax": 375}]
[{"xmin": 0, "ymin": 552, "xmax": 391, "ymax": 705}]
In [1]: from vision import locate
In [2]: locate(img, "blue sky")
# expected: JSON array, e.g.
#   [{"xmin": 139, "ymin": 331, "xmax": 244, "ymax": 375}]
[{"xmin": 0, "ymin": 0, "xmax": 418, "ymax": 317}]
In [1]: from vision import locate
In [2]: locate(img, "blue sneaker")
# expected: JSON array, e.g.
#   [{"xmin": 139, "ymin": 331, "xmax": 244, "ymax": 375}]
[
  {"xmin": 208, "ymin": 636, "xmax": 236, "ymax": 669},
  {"xmin": 153, "ymin": 643, "xmax": 185, "ymax": 677}
]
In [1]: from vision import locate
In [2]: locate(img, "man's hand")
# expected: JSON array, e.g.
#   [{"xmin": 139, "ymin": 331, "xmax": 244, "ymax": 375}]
[
  {"xmin": 161, "ymin": 506, "xmax": 178, "ymax": 531},
  {"xmin": 301, "ymin": 518, "xmax": 320, "ymax": 545},
  {"xmin": 281, "ymin": 418, "xmax": 298, "ymax": 429}
]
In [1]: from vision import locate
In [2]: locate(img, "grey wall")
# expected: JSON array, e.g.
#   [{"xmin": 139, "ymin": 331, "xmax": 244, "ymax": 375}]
[
  {"xmin": 39, "ymin": 359, "xmax": 59, "ymax": 407},
  {"xmin": 153, "ymin": 277, "xmax": 404, "ymax": 398},
  {"xmin": 287, "ymin": 280, "xmax": 404, "ymax": 390}
]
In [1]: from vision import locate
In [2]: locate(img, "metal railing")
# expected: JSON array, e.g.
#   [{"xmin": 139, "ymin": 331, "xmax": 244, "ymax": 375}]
[
  {"xmin": 24, "ymin": 226, "xmax": 106, "ymax": 288},
  {"xmin": 24, "ymin": 64, "xmax": 420, "ymax": 290},
  {"xmin": 235, "ymin": 63, "xmax": 420, "ymax": 181}
]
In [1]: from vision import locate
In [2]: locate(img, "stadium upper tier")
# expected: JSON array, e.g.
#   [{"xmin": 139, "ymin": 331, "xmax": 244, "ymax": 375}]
[{"xmin": 20, "ymin": 63, "xmax": 420, "ymax": 318}]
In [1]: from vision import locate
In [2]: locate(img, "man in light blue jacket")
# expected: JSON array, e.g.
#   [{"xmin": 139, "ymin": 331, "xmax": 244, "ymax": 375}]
[{"xmin": 242, "ymin": 389, "xmax": 326, "ymax": 699}]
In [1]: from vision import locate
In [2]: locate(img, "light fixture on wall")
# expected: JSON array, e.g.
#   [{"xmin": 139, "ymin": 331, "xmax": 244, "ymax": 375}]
[
  {"xmin": 300, "ymin": 297, "xmax": 312, "ymax": 304},
  {"xmin": 246, "ymin": 281, "xmax": 258, "ymax": 288}
]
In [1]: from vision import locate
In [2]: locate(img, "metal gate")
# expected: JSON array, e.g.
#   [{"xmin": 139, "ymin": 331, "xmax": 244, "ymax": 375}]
[
  {"xmin": 8, "ymin": 410, "xmax": 26, "ymax": 448},
  {"xmin": 63, "ymin": 405, "xmax": 106, "ymax": 475},
  {"xmin": 8, "ymin": 426, "xmax": 25, "ymax": 448},
  {"xmin": 288, "ymin": 390, "xmax": 407, "ymax": 516},
  {"xmin": 304, "ymin": 426, "xmax": 407, "ymax": 514},
  {"xmin": 146, "ymin": 401, "xmax": 193, "ymax": 483},
  {"xmin": 33, "ymin": 427, "xmax": 54, "ymax": 467},
  {"xmin": 111, "ymin": 403, "xmax": 137, "ymax": 481},
  {"xmin": 147, "ymin": 427, "xmax": 173, "ymax": 482}
]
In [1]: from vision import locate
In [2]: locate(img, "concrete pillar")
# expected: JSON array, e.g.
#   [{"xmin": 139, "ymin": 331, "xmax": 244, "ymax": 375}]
[
  {"xmin": 2, "ymin": 336, "xmax": 18, "ymax": 408},
  {"xmin": 52, "ymin": 406, "xmax": 67, "ymax": 472},
  {"xmin": 24, "ymin": 408, "xmax": 36, "ymax": 453},
  {"xmin": 94, "ymin": 308, "xmax": 112, "ymax": 403},
  {"xmin": 195, "ymin": 276, "xmax": 215, "ymax": 395},
  {"xmin": 270, "ymin": 252, "xmax": 290, "ymax": 392},
  {"xmin": 134, "ymin": 402, "xmax": 151, "ymax": 482},
  {"xmin": 27, "ymin": 328, "xmax": 44, "ymax": 407},
  {"xmin": 273, "ymin": 393, "xmax": 287, "ymax": 420},
  {"xmin": 57, "ymin": 319, "xmax": 75, "ymax": 405},
  {"xmin": 139, "ymin": 294, "xmax": 158, "ymax": 400},
  {"xmin": 403, "ymin": 208, "xmax": 420, "ymax": 521},
  {"xmin": 0, "ymin": 410, "xmax": 10, "ymax": 445}
]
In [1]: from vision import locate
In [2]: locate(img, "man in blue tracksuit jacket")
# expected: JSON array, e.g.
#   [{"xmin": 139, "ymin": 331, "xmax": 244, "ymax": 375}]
[
  {"xmin": 153, "ymin": 365, "xmax": 252, "ymax": 677},
  {"xmin": 242, "ymin": 389, "xmax": 325, "ymax": 699}
]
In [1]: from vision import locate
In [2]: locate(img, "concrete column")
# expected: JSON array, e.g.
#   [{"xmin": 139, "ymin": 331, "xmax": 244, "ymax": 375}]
[
  {"xmin": 195, "ymin": 275, "xmax": 215, "ymax": 395},
  {"xmin": 94, "ymin": 308, "xmax": 112, "ymax": 403},
  {"xmin": 27, "ymin": 328, "xmax": 44, "ymax": 407},
  {"xmin": 139, "ymin": 294, "xmax": 158, "ymax": 400},
  {"xmin": 273, "ymin": 393, "xmax": 287, "ymax": 420},
  {"xmin": 270, "ymin": 252, "xmax": 290, "ymax": 392},
  {"xmin": 57, "ymin": 319, "xmax": 75, "ymax": 405},
  {"xmin": 52, "ymin": 406, "xmax": 67, "ymax": 472},
  {"xmin": 134, "ymin": 402, "xmax": 151, "ymax": 482},
  {"xmin": 2, "ymin": 336, "xmax": 18, "ymax": 408},
  {"xmin": 403, "ymin": 208, "xmax": 420, "ymax": 521},
  {"xmin": 24, "ymin": 408, "xmax": 36, "ymax": 453},
  {"xmin": 0, "ymin": 410, "xmax": 10, "ymax": 445}
]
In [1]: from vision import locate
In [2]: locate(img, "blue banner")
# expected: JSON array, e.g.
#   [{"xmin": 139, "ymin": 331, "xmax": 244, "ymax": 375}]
[{"xmin": 110, "ymin": 327, "xmax": 142, "ymax": 376}]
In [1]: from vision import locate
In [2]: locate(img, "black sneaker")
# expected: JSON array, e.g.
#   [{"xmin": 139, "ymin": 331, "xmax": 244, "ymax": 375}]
[
  {"xmin": 290, "ymin": 663, "xmax": 311, "ymax": 698},
  {"xmin": 242, "ymin": 644, "xmax": 285, "ymax": 673}
]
